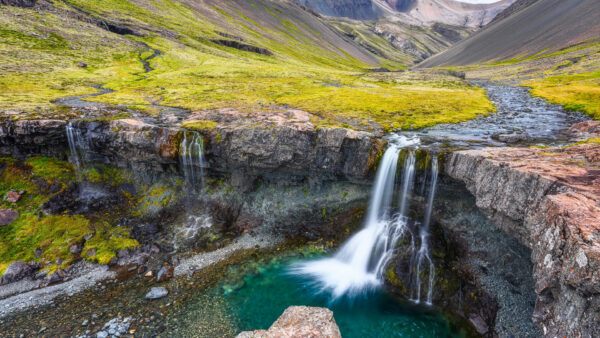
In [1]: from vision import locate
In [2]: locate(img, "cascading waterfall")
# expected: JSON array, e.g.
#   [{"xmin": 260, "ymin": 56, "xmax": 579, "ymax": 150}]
[
  {"xmin": 173, "ymin": 131, "xmax": 210, "ymax": 252},
  {"xmin": 180, "ymin": 131, "xmax": 206, "ymax": 190},
  {"xmin": 66, "ymin": 122, "xmax": 88, "ymax": 169},
  {"xmin": 293, "ymin": 135, "xmax": 438, "ymax": 304},
  {"xmin": 410, "ymin": 157, "xmax": 438, "ymax": 305}
]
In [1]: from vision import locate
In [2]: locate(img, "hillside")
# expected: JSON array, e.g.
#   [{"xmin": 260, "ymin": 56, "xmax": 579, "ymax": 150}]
[
  {"xmin": 0, "ymin": 0, "xmax": 494, "ymax": 132},
  {"xmin": 418, "ymin": 0, "xmax": 600, "ymax": 67},
  {"xmin": 295, "ymin": 0, "xmax": 515, "ymax": 27}
]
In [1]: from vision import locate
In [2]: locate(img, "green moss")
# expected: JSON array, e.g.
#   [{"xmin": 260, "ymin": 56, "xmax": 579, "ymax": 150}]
[
  {"xmin": 182, "ymin": 120, "xmax": 218, "ymax": 131},
  {"xmin": 82, "ymin": 223, "xmax": 139, "ymax": 265},
  {"xmin": 525, "ymin": 71, "xmax": 600, "ymax": 120},
  {"xmin": 0, "ymin": 157, "xmax": 137, "ymax": 274}
]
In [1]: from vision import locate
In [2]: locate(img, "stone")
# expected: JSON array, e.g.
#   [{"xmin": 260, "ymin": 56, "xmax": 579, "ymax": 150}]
[
  {"xmin": 144, "ymin": 270, "xmax": 153, "ymax": 277},
  {"xmin": 5, "ymin": 190, "xmax": 23, "ymax": 203},
  {"xmin": 469, "ymin": 314, "xmax": 489, "ymax": 335},
  {"xmin": 1, "ymin": 261, "xmax": 32, "ymax": 284},
  {"xmin": 156, "ymin": 265, "xmax": 174, "ymax": 282},
  {"xmin": 237, "ymin": 306, "xmax": 341, "ymax": 338},
  {"xmin": 69, "ymin": 243, "xmax": 82, "ymax": 254},
  {"xmin": 77, "ymin": 62, "xmax": 88, "ymax": 68},
  {"xmin": 96, "ymin": 331, "xmax": 108, "ymax": 338},
  {"xmin": 0, "ymin": 209, "xmax": 19, "ymax": 226},
  {"xmin": 145, "ymin": 287, "xmax": 168, "ymax": 300}
]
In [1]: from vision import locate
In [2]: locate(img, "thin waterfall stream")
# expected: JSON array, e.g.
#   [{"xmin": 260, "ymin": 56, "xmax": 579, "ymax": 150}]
[{"xmin": 293, "ymin": 135, "xmax": 438, "ymax": 304}]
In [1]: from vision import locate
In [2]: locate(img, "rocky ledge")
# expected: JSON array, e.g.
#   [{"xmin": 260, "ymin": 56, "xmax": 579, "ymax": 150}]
[
  {"xmin": 237, "ymin": 306, "xmax": 341, "ymax": 338},
  {"xmin": 0, "ymin": 110, "xmax": 384, "ymax": 182},
  {"xmin": 184, "ymin": 108, "xmax": 383, "ymax": 181},
  {"xmin": 445, "ymin": 143, "xmax": 600, "ymax": 337}
]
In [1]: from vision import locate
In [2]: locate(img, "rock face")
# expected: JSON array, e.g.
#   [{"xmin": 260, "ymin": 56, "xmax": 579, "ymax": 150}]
[
  {"xmin": 445, "ymin": 144, "xmax": 600, "ymax": 337},
  {"xmin": 2, "ymin": 114, "xmax": 382, "ymax": 182},
  {"xmin": 0, "ymin": 119, "xmax": 67, "ymax": 158},
  {"xmin": 184, "ymin": 108, "xmax": 383, "ymax": 181},
  {"xmin": 237, "ymin": 306, "xmax": 341, "ymax": 338}
]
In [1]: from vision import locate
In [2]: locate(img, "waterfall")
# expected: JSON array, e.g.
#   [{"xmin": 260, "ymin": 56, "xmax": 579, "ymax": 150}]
[
  {"xmin": 293, "ymin": 135, "xmax": 438, "ymax": 304},
  {"xmin": 410, "ymin": 157, "xmax": 438, "ymax": 305},
  {"xmin": 180, "ymin": 131, "xmax": 206, "ymax": 190},
  {"xmin": 66, "ymin": 122, "xmax": 88, "ymax": 169}
]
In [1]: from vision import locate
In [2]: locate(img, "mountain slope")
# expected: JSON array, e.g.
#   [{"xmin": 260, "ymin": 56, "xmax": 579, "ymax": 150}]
[
  {"xmin": 295, "ymin": 0, "xmax": 515, "ymax": 27},
  {"xmin": 0, "ymin": 0, "xmax": 494, "ymax": 132},
  {"xmin": 418, "ymin": 0, "xmax": 600, "ymax": 67}
]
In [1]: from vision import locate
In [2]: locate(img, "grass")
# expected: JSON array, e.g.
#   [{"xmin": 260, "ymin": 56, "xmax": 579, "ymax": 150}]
[
  {"xmin": 0, "ymin": 1, "xmax": 494, "ymax": 131},
  {"xmin": 0, "ymin": 157, "xmax": 138, "ymax": 275},
  {"xmin": 525, "ymin": 71, "xmax": 600, "ymax": 120}
]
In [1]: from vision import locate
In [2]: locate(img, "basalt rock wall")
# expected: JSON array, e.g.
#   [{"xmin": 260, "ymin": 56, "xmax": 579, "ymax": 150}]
[{"xmin": 445, "ymin": 145, "xmax": 600, "ymax": 337}]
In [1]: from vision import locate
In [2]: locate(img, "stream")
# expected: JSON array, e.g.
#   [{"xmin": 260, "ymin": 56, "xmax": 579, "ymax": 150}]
[{"xmin": 0, "ymin": 83, "xmax": 589, "ymax": 337}]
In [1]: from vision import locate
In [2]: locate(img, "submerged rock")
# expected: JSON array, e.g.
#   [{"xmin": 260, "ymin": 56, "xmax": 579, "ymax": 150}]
[
  {"xmin": 237, "ymin": 306, "xmax": 341, "ymax": 338},
  {"xmin": 145, "ymin": 287, "xmax": 168, "ymax": 300}
]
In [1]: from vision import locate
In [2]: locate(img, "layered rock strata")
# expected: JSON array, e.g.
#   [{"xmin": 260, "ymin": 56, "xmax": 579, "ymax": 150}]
[{"xmin": 445, "ymin": 143, "xmax": 600, "ymax": 337}]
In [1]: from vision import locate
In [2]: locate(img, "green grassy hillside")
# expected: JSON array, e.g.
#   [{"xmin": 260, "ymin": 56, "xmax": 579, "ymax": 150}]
[{"xmin": 0, "ymin": 0, "xmax": 494, "ymax": 131}]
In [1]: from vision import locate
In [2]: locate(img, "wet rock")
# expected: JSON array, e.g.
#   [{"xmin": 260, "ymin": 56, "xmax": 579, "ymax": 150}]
[
  {"xmin": 469, "ymin": 314, "xmax": 489, "ymax": 335},
  {"xmin": 156, "ymin": 265, "xmax": 174, "ymax": 282},
  {"xmin": 145, "ymin": 287, "xmax": 168, "ymax": 299},
  {"xmin": 99, "ymin": 316, "xmax": 131, "ymax": 337},
  {"xmin": 0, "ymin": 209, "xmax": 19, "ymax": 226},
  {"xmin": 237, "ymin": 306, "xmax": 341, "ymax": 338},
  {"xmin": 5, "ymin": 190, "xmax": 23, "ymax": 203},
  {"xmin": 491, "ymin": 132, "xmax": 530, "ymax": 143},
  {"xmin": 0, "ymin": 261, "xmax": 33, "ymax": 284}
]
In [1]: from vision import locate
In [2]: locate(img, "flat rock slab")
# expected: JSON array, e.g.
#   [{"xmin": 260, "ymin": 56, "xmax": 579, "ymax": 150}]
[
  {"xmin": 0, "ymin": 209, "xmax": 19, "ymax": 226},
  {"xmin": 237, "ymin": 306, "xmax": 341, "ymax": 338}
]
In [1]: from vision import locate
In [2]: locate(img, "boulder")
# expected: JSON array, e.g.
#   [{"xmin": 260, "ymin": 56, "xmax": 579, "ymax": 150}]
[
  {"xmin": 1, "ymin": 261, "xmax": 33, "ymax": 284},
  {"xmin": 156, "ymin": 265, "xmax": 174, "ymax": 282},
  {"xmin": 237, "ymin": 306, "xmax": 341, "ymax": 338},
  {"xmin": 0, "ymin": 209, "xmax": 19, "ymax": 226}
]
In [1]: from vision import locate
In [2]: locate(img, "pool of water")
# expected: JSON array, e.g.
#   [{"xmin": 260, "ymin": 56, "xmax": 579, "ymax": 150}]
[
  {"xmin": 155, "ymin": 252, "xmax": 475, "ymax": 337},
  {"xmin": 221, "ymin": 258, "xmax": 471, "ymax": 337}
]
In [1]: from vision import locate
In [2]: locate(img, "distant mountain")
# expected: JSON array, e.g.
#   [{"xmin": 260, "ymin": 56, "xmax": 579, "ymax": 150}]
[
  {"xmin": 418, "ymin": 0, "xmax": 600, "ymax": 67},
  {"xmin": 294, "ymin": 0, "xmax": 516, "ymax": 28}
]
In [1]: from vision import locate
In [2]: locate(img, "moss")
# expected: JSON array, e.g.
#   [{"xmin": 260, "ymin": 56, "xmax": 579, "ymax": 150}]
[
  {"xmin": 83, "ymin": 165, "xmax": 130, "ymax": 186},
  {"xmin": 524, "ymin": 71, "xmax": 600, "ymax": 120},
  {"xmin": 570, "ymin": 137, "xmax": 600, "ymax": 146},
  {"xmin": 182, "ymin": 120, "xmax": 218, "ymax": 131},
  {"xmin": 0, "ymin": 157, "xmax": 137, "ymax": 274},
  {"xmin": 24, "ymin": 156, "xmax": 75, "ymax": 187},
  {"xmin": 82, "ymin": 223, "xmax": 139, "ymax": 265}
]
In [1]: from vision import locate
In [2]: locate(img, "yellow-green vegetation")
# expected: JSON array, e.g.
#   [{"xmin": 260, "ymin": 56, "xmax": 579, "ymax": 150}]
[
  {"xmin": 83, "ymin": 165, "xmax": 131, "ymax": 186},
  {"xmin": 0, "ymin": 0, "xmax": 493, "ymax": 131},
  {"xmin": 571, "ymin": 137, "xmax": 600, "ymax": 146},
  {"xmin": 182, "ymin": 120, "xmax": 219, "ymax": 131},
  {"xmin": 0, "ymin": 157, "xmax": 138, "ymax": 274},
  {"xmin": 525, "ymin": 71, "xmax": 600, "ymax": 120}
]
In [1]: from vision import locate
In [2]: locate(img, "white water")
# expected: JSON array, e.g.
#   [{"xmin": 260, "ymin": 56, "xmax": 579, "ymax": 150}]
[
  {"xmin": 180, "ymin": 131, "xmax": 206, "ymax": 190},
  {"xmin": 292, "ymin": 135, "xmax": 437, "ymax": 301},
  {"xmin": 410, "ymin": 157, "xmax": 438, "ymax": 305},
  {"xmin": 66, "ymin": 122, "xmax": 88, "ymax": 169}
]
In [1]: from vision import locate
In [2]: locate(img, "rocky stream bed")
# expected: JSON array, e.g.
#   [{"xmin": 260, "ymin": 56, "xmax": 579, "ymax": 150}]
[{"xmin": 0, "ymin": 83, "xmax": 598, "ymax": 337}]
